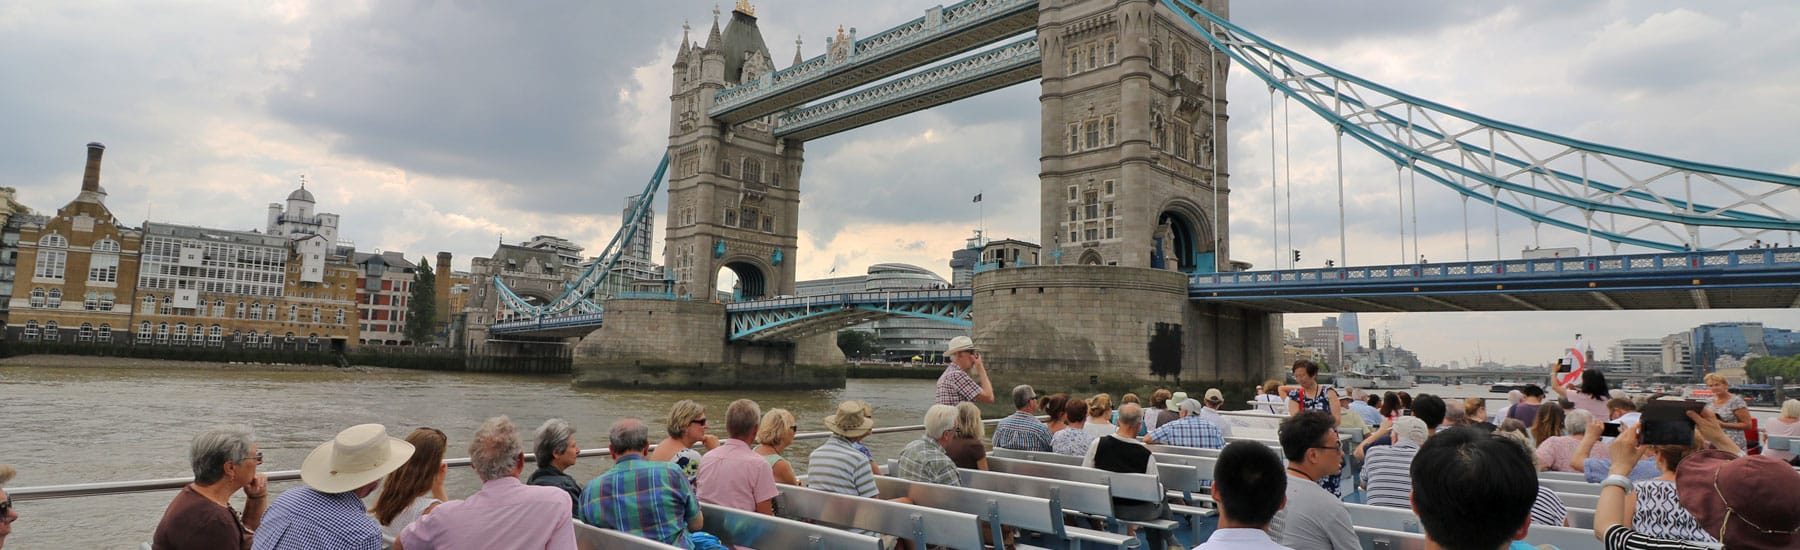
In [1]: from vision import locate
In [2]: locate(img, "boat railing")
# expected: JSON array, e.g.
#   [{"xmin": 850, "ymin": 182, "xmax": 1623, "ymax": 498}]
[{"xmin": 9, "ymin": 417, "xmax": 1014, "ymax": 502}]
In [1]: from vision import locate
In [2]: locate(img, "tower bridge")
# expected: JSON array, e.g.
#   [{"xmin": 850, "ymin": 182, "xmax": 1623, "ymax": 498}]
[{"xmin": 489, "ymin": 0, "xmax": 1800, "ymax": 389}]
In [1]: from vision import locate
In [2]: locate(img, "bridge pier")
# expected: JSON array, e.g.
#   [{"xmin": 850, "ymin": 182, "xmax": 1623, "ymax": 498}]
[
  {"xmin": 973, "ymin": 266, "xmax": 1280, "ymax": 390},
  {"xmin": 571, "ymin": 298, "xmax": 845, "ymax": 390}
]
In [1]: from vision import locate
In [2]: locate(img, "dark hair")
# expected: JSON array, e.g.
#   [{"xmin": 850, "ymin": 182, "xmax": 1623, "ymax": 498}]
[
  {"xmin": 1411, "ymin": 427, "xmax": 1537, "ymax": 550},
  {"xmin": 1278, "ymin": 410, "xmax": 1337, "ymax": 463},
  {"xmin": 1606, "ymin": 397, "xmax": 1637, "ymax": 412},
  {"xmin": 1398, "ymin": 391, "xmax": 1414, "ymax": 410},
  {"xmin": 1380, "ymin": 392, "xmax": 1402, "ymax": 417},
  {"xmin": 1064, "ymin": 399, "xmax": 1089, "ymax": 424},
  {"xmin": 1530, "ymin": 404, "xmax": 1566, "ymax": 445},
  {"xmin": 1412, "ymin": 394, "xmax": 1447, "ymax": 429},
  {"xmin": 1520, "ymin": 384, "xmax": 1546, "ymax": 399},
  {"xmin": 1367, "ymin": 395, "xmax": 1381, "ymax": 407},
  {"xmin": 1213, "ymin": 441, "xmax": 1287, "ymax": 527},
  {"xmin": 1044, "ymin": 394, "xmax": 1069, "ymax": 422},
  {"xmin": 1291, "ymin": 360, "xmax": 1319, "ymax": 378},
  {"xmin": 1577, "ymin": 370, "xmax": 1609, "ymax": 400}
]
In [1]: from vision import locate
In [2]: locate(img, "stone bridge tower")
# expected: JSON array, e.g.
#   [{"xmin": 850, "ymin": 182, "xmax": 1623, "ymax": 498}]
[
  {"xmin": 1038, "ymin": 0, "xmax": 1230, "ymax": 272},
  {"xmin": 664, "ymin": 3, "xmax": 802, "ymax": 301}
]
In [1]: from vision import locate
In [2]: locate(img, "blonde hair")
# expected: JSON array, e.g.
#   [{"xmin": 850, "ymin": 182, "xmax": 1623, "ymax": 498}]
[
  {"xmin": 1703, "ymin": 373, "xmax": 1729, "ymax": 386},
  {"xmin": 1088, "ymin": 394, "xmax": 1113, "ymax": 418},
  {"xmin": 0, "ymin": 464, "xmax": 14, "ymax": 485},
  {"xmin": 1781, "ymin": 399, "xmax": 1800, "ymax": 421},
  {"xmin": 1121, "ymin": 393, "xmax": 1140, "ymax": 405},
  {"xmin": 665, "ymin": 400, "xmax": 707, "ymax": 438},
  {"xmin": 954, "ymin": 402, "xmax": 984, "ymax": 439},
  {"xmin": 756, "ymin": 409, "xmax": 796, "ymax": 447},
  {"xmin": 1261, "ymin": 380, "xmax": 1282, "ymax": 395}
]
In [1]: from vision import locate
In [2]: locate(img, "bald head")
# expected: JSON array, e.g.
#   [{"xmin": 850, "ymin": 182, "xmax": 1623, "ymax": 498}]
[{"xmin": 1117, "ymin": 403, "xmax": 1144, "ymax": 429}]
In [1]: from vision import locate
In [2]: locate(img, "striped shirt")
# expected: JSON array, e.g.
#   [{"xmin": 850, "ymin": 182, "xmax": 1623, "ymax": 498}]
[
  {"xmin": 1147, "ymin": 415, "xmax": 1225, "ymax": 450},
  {"xmin": 1051, "ymin": 426, "xmax": 1097, "ymax": 457},
  {"xmin": 992, "ymin": 411, "xmax": 1052, "ymax": 452},
  {"xmin": 934, "ymin": 366, "xmax": 981, "ymax": 405},
  {"xmin": 1361, "ymin": 441, "xmax": 1419, "ymax": 508},
  {"xmin": 806, "ymin": 435, "xmax": 877, "ymax": 498},
  {"xmin": 578, "ymin": 454, "xmax": 699, "ymax": 548},
  {"xmin": 250, "ymin": 487, "xmax": 381, "ymax": 550},
  {"xmin": 1530, "ymin": 485, "xmax": 1568, "ymax": 527},
  {"xmin": 1601, "ymin": 524, "xmax": 1715, "ymax": 550},
  {"xmin": 896, "ymin": 436, "xmax": 961, "ymax": 486}
]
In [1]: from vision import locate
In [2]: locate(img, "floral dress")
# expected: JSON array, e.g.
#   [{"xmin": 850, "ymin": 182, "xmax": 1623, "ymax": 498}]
[
  {"xmin": 1706, "ymin": 395, "xmax": 1749, "ymax": 450},
  {"xmin": 1288, "ymin": 384, "xmax": 1342, "ymax": 496}
]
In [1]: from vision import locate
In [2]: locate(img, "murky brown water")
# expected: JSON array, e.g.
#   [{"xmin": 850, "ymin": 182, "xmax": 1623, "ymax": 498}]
[{"xmin": 0, "ymin": 364, "xmax": 943, "ymax": 549}]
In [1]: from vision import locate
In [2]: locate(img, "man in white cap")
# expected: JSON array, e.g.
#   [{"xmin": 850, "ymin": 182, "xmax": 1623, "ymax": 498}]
[
  {"xmin": 252, "ymin": 424, "xmax": 414, "ymax": 550},
  {"xmin": 1201, "ymin": 389, "xmax": 1235, "ymax": 438},
  {"xmin": 400, "ymin": 416, "xmax": 576, "ymax": 549},
  {"xmin": 935, "ymin": 336, "xmax": 994, "ymax": 405}
]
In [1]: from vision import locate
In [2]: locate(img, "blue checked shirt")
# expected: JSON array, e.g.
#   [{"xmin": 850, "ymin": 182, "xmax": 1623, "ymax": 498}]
[
  {"xmin": 1147, "ymin": 415, "xmax": 1225, "ymax": 450},
  {"xmin": 250, "ymin": 487, "xmax": 381, "ymax": 550},
  {"xmin": 992, "ymin": 411, "xmax": 1052, "ymax": 452},
  {"xmin": 579, "ymin": 454, "xmax": 701, "ymax": 548}
]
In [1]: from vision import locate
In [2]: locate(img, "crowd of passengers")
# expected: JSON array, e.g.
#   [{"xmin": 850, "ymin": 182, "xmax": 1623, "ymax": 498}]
[{"xmin": 0, "ymin": 337, "xmax": 1796, "ymax": 550}]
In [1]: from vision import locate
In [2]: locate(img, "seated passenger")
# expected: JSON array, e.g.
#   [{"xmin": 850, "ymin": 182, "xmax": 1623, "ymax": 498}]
[
  {"xmin": 1359, "ymin": 416, "xmax": 1427, "ymax": 509},
  {"xmin": 944, "ymin": 402, "xmax": 988, "ymax": 470},
  {"xmin": 751, "ymin": 408, "xmax": 801, "ymax": 486},
  {"xmin": 1084, "ymin": 394, "xmax": 1117, "ymax": 436},
  {"xmin": 1051, "ymin": 399, "xmax": 1097, "ymax": 457},
  {"xmin": 0, "ymin": 464, "xmax": 15, "ymax": 549},
  {"xmin": 992, "ymin": 385, "xmax": 1052, "ymax": 452},
  {"xmin": 1196, "ymin": 442, "xmax": 1292, "ymax": 550},
  {"xmin": 154, "ymin": 425, "xmax": 269, "ymax": 550},
  {"xmin": 697, "ymin": 399, "xmax": 778, "ymax": 515},
  {"xmin": 1268, "ymin": 411, "xmax": 1357, "ymax": 550},
  {"xmin": 1535, "ymin": 409, "xmax": 1591, "ymax": 472},
  {"xmin": 526, "ymin": 419, "xmax": 582, "ymax": 516},
  {"xmin": 1082, "ymin": 403, "xmax": 1163, "ymax": 521},
  {"xmin": 650, "ymin": 400, "xmax": 720, "ymax": 488},
  {"xmin": 1145, "ymin": 398, "xmax": 1224, "ymax": 450},
  {"xmin": 398, "ymin": 416, "xmax": 575, "ymax": 550},
  {"xmin": 578, "ymin": 418, "xmax": 702, "ymax": 548},
  {"xmin": 1625, "ymin": 443, "xmax": 1714, "ymax": 543},
  {"xmin": 1201, "ymin": 389, "xmax": 1236, "ymax": 438},
  {"xmin": 1594, "ymin": 411, "xmax": 1800, "ymax": 549},
  {"xmin": 1411, "ymin": 427, "xmax": 1539, "ymax": 550},
  {"xmin": 896, "ymin": 404, "xmax": 963, "ymax": 487},
  {"xmin": 372, "ymin": 427, "xmax": 449, "ymax": 540},
  {"xmin": 255, "ymin": 424, "xmax": 415, "ymax": 550}
]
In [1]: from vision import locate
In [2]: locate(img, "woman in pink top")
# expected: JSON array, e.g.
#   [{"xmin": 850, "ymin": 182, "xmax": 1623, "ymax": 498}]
[
  {"xmin": 1550, "ymin": 367, "xmax": 1612, "ymax": 421},
  {"xmin": 1767, "ymin": 399, "xmax": 1800, "ymax": 463},
  {"xmin": 1535, "ymin": 409, "xmax": 1591, "ymax": 472}
]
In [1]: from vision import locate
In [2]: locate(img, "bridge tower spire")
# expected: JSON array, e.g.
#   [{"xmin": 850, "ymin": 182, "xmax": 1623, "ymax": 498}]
[
  {"xmin": 1038, "ymin": 0, "xmax": 1231, "ymax": 272},
  {"xmin": 663, "ymin": 4, "xmax": 800, "ymax": 302}
]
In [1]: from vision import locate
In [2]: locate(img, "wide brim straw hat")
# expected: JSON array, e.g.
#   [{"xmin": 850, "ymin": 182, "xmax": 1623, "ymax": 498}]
[
  {"xmin": 825, "ymin": 401, "xmax": 875, "ymax": 438},
  {"xmin": 944, "ymin": 336, "xmax": 979, "ymax": 355},
  {"xmin": 300, "ymin": 424, "xmax": 415, "ymax": 494}
]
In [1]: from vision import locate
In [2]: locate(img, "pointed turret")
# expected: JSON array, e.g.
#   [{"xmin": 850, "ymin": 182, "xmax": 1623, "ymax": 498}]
[
  {"xmin": 704, "ymin": 5, "xmax": 722, "ymax": 51},
  {"xmin": 792, "ymin": 35, "xmax": 803, "ymax": 66},
  {"xmin": 674, "ymin": 21, "xmax": 692, "ymax": 68}
]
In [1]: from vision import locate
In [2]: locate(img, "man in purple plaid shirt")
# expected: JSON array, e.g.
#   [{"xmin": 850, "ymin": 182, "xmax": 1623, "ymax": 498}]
[{"xmin": 993, "ymin": 385, "xmax": 1052, "ymax": 452}]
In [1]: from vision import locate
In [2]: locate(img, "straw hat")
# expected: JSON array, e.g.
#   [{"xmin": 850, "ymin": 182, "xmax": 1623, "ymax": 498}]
[
  {"xmin": 944, "ymin": 336, "xmax": 979, "ymax": 355},
  {"xmin": 824, "ymin": 401, "xmax": 875, "ymax": 438},
  {"xmin": 300, "ymin": 424, "xmax": 415, "ymax": 494}
]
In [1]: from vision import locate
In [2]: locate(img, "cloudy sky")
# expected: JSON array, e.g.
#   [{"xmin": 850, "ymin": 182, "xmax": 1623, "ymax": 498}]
[{"xmin": 3, "ymin": 0, "xmax": 1797, "ymax": 365}]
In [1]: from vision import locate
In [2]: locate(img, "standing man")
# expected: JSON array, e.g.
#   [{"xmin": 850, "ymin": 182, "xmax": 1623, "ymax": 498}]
[
  {"xmin": 993, "ymin": 385, "xmax": 1052, "ymax": 452},
  {"xmin": 936, "ymin": 336, "xmax": 995, "ymax": 405},
  {"xmin": 1268, "ymin": 411, "xmax": 1358, "ymax": 550}
]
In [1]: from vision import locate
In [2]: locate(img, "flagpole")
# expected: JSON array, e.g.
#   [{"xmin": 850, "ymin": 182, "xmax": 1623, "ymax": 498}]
[{"xmin": 977, "ymin": 190, "xmax": 985, "ymax": 246}]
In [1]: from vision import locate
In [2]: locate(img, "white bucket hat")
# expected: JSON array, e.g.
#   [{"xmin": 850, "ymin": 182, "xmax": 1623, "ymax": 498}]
[
  {"xmin": 300, "ymin": 424, "xmax": 415, "ymax": 494},
  {"xmin": 945, "ymin": 336, "xmax": 979, "ymax": 355}
]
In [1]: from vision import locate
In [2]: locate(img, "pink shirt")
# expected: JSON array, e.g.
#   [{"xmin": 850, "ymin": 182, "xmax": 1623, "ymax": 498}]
[
  {"xmin": 398, "ymin": 476, "xmax": 575, "ymax": 550},
  {"xmin": 1564, "ymin": 392, "xmax": 1610, "ymax": 421},
  {"xmin": 1766, "ymin": 417, "xmax": 1800, "ymax": 462},
  {"xmin": 1535, "ymin": 435, "xmax": 1582, "ymax": 473},
  {"xmin": 697, "ymin": 438, "xmax": 779, "ymax": 512}
]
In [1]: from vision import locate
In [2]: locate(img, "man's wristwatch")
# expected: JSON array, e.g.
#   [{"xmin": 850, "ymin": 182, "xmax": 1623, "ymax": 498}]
[{"xmin": 1599, "ymin": 474, "xmax": 1633, "ymax": 493}]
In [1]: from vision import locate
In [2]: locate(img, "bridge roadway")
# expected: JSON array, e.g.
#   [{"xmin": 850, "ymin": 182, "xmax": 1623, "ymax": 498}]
[{"xmin": 490, "ymin": 247, "xmax": 1800, "ymax": 340}]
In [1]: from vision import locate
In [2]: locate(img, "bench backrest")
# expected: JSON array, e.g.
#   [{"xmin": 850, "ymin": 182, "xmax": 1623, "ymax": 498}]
[
  {"xmin": 873, "ymin": 475, "xmax": 1060, "ymax": 535},
  {"xmin": 1145, "ymin": 451, "xmax": 1217, "ymax": 480},
  {"xmin": 1567, "ymin": 506, "xmax": 1594, "ymax": 529},
  {"xmin": 956, "ymin": 467, "xmax": 1116, "ymax": 517},
  {"xmin": 1524, "ymin": 524, "xmax": 1605, "ymax": 550},
  {"xmin": 1348, "ymin": 505, "xmax": 1604, "ymax": 550},
  {"xmin": 1345, "ymin": 502, "xmax": 1423, "ymax": 534},
  {"xmin": 990, "ymin": 449, "xmax": 1210, "ymax": 494},
  {"xmin": 1142, "ymin": 444, "xmax": 1221, "ymax": 459},
  {"xmin": 1355, "ymin": 525, "xmax": 1429, "ymax": 550},
  {"xmin": 990, "ymin": 447, "xmax": 1083, "ymax": 466},
  {"xmin": 1539, "ymin": 477, "xmax": 1600, "ymax": 495},
  {"xmin": 1538, "ymin": 470, "xmax": 1588, "ymax": 483},
  {"xmin": 1559, "ymin": 492, "xmax": 1599, "ymax": 510},
  {"xmin": 985, "ymin": 456, "xmax": 1165, "ymax": 502},
  {"xmin": 774, "ymin": 484, "xmax": 985, "ymax": 550},
  {"xmin": 573, "ymin": 522, "xmax": 687, "ymax": 550},
  {"xmin": 701, "ymin": 502, "xmax": 881, "ymax": 550}
]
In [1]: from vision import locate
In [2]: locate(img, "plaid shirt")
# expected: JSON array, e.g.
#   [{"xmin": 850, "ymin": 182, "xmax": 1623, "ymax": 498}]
[
  {"xmin": 934, "ymin": 366, "xmax": 981, "ymax": 405},
  {"xmin": 250, "ymin": 487, "xmax": 381, "ymax": 550},
  {"xmin": 1147, "ymin": 415, "xmax": 1225, "ymax": 450},
  {"xmin": 992, "ymin": 411, "xmax": 1052, "ymax": 452},
  {"xmin": 579, "ymin": 454, "xmax": 700, "ymax": 548},
  {"xmin": 895, "ymin": 436, "xmax": 961, "ymax": 486}
]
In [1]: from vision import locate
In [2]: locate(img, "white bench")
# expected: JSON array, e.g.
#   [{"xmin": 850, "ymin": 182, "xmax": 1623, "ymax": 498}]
[
  {"xmin": 775, "ymin": 484, "xmax": 986, "ymax": 550},
  {"xmin": 701, "ymin": 502, "xmax": 882, "ymax": 550},
  {"xmin": 573, "ymin": 522, "xmax": 688, "ymax": 550},
  {"xmin": 873, "ymin": 474, "xmax": 1138, "ymax": 549}
]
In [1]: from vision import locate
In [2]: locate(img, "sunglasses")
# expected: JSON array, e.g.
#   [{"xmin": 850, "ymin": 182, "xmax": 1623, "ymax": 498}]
[
  {"xmin": 690, "ymin": 418, "xmax": 708, "ymax": 426},
  {"xmin": 0, "ymin": 497, "xmax": 11, "ymax": 518}
]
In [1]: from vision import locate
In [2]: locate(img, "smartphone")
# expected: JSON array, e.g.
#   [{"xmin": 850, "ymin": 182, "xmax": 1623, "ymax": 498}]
[
  {"xmin": 1555, "ymin": 359, "xmax": 1573, "ymax": 374},
  {"xmin": 1641, "ymin": 400, "xmax": 1707, "ymax": 446},
  {"xmin": 1600, "ymin": 422, "xmax": 1621, "ymax": 438},
  {"xmin": 1401, "ymin": 408, "xmax": 1412, "ymax": 417}
]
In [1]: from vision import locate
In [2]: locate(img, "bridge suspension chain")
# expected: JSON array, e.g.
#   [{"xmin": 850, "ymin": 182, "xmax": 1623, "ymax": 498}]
[
  {"xmin": 493, "ymin": 152, "xmax": 671, "ymax": 321},
  {"xmin": 1164, "ymin": 0, "xmax": 1800, "ymax": 253}
]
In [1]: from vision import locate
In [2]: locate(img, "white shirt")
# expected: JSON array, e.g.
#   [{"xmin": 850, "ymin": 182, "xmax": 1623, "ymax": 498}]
[
  {"xmin": 1195, "ymin": 528, "xmax": 1294, "ymax": 550},
  {"xmin": 1198, "ymin": 407, "xmax": 1235, "ymax": 438}
]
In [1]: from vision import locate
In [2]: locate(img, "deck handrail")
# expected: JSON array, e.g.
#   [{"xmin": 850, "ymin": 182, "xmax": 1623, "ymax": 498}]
[{"xmin": 9, "ymin": 417, "xmax": 1015, "ymax": 502}]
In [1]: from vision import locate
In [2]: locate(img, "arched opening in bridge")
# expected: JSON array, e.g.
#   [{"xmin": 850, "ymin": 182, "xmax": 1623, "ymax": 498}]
[
  {"xmin": 1158, "ymin": 209, "xmax": 1208, "ymax": 273},
  {"xmin": 715, "ymin": 262, "xmax": 767, "ymax": 302}
]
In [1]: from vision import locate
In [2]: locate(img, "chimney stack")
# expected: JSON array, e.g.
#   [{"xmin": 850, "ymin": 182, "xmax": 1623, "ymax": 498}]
[
  {"xmin": 435, "ymin": 251, "xmax": 454, "ymax": 321},
  {"xmin": 81, "ymin": 142, "xmax": 106, "ymax": 193}
]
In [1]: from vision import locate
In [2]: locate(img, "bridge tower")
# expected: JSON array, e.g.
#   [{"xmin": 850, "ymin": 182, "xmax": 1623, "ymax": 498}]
[
  {"xmin": 664, "ymin": 3, "xmax": 802, "ymax": 301},
  {"xmin": 1039, "ymin": 0, "xmax": 1229, "ymax": 271}
]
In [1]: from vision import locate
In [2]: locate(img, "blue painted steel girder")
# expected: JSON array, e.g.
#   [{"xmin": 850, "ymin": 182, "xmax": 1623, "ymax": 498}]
[{"xmin": 726, "ymin": 290, "xmax": 973, "ymax": 341}]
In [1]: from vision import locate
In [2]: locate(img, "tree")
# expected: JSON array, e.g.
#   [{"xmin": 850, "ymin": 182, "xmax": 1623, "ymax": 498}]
[
  {"xmin": 837, "ymin": 330, "xmax": 884, "ymax": 359},
  {"xmin": 405, "ymin": 256, "xmax": 437, "ymax": 345}
]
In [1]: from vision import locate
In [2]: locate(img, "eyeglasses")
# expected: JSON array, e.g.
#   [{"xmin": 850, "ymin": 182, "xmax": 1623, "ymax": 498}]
[
  {"xmin": 0, "ymin": 497, "xmax": 12, "ymax": 518},
  {"xmin": 1714, "ymin": 468, "xmax": 1797, "ymax": 540},
  {"xmin": 690, "ymin": 418, "xmax": 708, "ymax": 426},
  {"xmin": 1311, "ymin": 445, "xmax": 1341, "ymax": 454}
]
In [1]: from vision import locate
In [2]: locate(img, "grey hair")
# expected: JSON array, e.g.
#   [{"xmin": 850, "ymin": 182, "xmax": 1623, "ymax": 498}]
[
  {"xmin": 1012, "ymin": 385, "xmax": 1036, "ymax": 410},
  {"xmin": 1506, "ymin": 390, "xmax": 1523, "ymax": 405},
  {"xmin": 726, "ymin": 399, "xmax": 762, "ymax": 439},
  {"xmin": 610, "ymin": 418, "xmax": 650, "ymax": 454},
  {"xmin": 1564, "ymin": 409, "xmax": 1594, "ymax": 436},
  {"xmin": 533, "ymin": 418, "xmax": 575, "ymax": 469},
  {"xmin": 190, "ymin": 424, "xmax": 256, "ymax": 485},
  {"xmin": 924, "ymin": 404, "xmax": 959, "ymax": 439},
  {"xmin": 1117, "ymin": 403, "xmax": 1143, "ymax": 428},
  {"xmin": 469, "ymin": 416, "xmax": 524, "ymax": 482}
]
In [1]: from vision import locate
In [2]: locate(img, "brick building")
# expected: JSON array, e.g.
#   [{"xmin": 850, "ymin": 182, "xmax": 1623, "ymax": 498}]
[
  {"xmin": 10, "ymin": 143, "xmax": 143, "ymax": 344},
  {"xmin": 354, "ymin": 251, "xmax": 417, "ymax": 346}
]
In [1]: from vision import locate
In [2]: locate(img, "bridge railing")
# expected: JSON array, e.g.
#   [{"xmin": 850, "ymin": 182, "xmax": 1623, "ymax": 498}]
[
  {"xmin": 1191, "ymin": 247, "xmax": 1800, "ymax": 288},
  {"xmin": 725, "ymin": 288, "xmax": 973, "ymax": 313}
]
